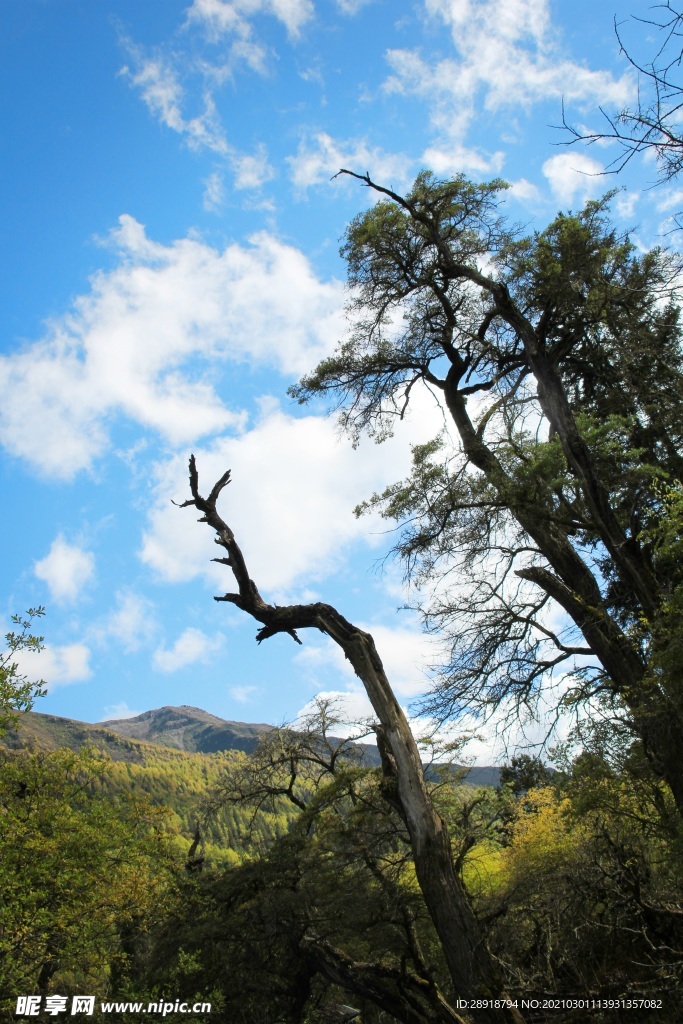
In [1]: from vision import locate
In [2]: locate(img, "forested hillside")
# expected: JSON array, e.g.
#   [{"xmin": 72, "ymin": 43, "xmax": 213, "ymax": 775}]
[
  {"xmin": 2, "ymin": 696, "xmax": 680, "ymax": 1023},
  {"xmin": 0, "ymin": 709, "xmax": 300, "ymax": 867}
]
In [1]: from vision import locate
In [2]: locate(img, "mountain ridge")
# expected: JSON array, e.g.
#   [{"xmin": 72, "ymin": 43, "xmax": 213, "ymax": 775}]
[
  {"xmin": 1, "ymin": 705, "xmax": 501, "ymax": 786},
  {"xmin": 100, "ymin": 704, "xmax": 273, "ymax": 753}
]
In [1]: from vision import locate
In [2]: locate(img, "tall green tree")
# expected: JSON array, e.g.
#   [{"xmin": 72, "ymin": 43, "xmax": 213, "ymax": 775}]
[{"xmin": 291, "ymin": 171, "xmax": 683, "ymax": 816}]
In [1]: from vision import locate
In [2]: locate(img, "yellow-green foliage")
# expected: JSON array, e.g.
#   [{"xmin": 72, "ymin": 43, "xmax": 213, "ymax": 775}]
[
  {"xmin": 461, "ymin": 838, "xmax": 507, "ymax": 897},
  {"xmin": 458, "ymin": 786, "xmax": 587, "ymax": 902},
  {"xmin": 0, "ymin": 748, "xmax": 174, "ymax": 1010},
  {"xmin": 2, "ymin": 716, "xmax": 301, "ymax": 864},
  {"xmin": 504, "ymin": 786, "xmax": 586, "ymax": 877}
]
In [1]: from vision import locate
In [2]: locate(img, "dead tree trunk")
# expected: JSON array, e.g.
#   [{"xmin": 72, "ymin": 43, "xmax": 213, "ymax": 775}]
[{"xmin": 178, "ymin": 456, "xmax": 525, "ymax": 1024}]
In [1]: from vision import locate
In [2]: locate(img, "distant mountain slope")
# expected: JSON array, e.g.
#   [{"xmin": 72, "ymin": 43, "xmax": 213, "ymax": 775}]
[
  {"xmin": 0, "ymin": 710, "xmax": 153, "ymax": 761},
  {"xmin": 0, "ymin": 709, "xmax": 292, "ymax": 862},
  {"xmin": 101, "ymin": 704, "xmax": 273, "ymax": 754},
  {"xmin": 1, "ymin": 705, "xmax": 500, "ymax": 786}
]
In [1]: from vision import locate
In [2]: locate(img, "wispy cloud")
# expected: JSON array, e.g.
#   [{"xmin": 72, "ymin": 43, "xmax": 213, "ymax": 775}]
[
  {"xmin": 0, "ymin": 219, "xmax": 343, "ymax": 478},
  {"xmin": 187, "ymin": 0, "xmax": 315, "ymax": 42},
  {"xmin": 120, "ymin": 32, "xmax": 276, "ymax": 193},
  {"xmin": 203, "ymin": 169, "xmax": 227, "ymax": 211},
  {"xmin": 384, "ymin": 0, "xmax": 633, "ymax": 167},
  {"xmin": 288, "ymin": 132, "xmax": 412, "ymax": 190},
  {"xmin": 94, "ymin": 591, "xmax": 158, "ymax": 654},
  {"xmin": 229, "ymin": 684, "xmax": 258, "ymax": 702},
  {"xmin": 335, "ymin": 0, "xmax": 373, "ymax": 14},
  {"xmin": 232, "ymin": 144, "xmax": 275, "ymax": 189},
  {"xmin": 120, "ymin": 44, "xmax": 230, "ymax": 155},
  {"xmin": 100, "ymin": 701, "xmax": 143, "ymax": 721}
]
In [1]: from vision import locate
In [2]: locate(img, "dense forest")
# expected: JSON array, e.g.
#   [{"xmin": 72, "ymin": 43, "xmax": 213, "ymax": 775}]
[{"xmin": 1, "ymin": 690, "xmax": 681, "ymax": 1022}]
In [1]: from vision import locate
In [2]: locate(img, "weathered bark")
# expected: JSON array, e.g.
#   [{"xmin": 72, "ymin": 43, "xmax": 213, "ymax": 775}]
[
  {"xmin": 179, "ymin": 456, "xmax": 525, "ymax": 1024},
  {"xmin": 302, "ymin": 931, "xmax": 467, "ymax": 1024}
]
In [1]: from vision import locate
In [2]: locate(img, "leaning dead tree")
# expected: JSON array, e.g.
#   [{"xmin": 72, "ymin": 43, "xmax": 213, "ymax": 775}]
[{"xmin": 178, "ymin": 455, "xmax": 524, "ymax": 1024}]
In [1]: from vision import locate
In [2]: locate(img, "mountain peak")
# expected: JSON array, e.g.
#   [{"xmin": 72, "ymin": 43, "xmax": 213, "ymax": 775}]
[{"xmin": 101, "ymin": 704, "xmax": 273, "ymax": 753}]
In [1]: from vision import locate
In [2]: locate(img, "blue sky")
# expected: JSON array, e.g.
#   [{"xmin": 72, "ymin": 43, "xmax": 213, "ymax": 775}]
[{"xmin": 1, "ymin": 0, "xmax": 674, "ymax": 758}]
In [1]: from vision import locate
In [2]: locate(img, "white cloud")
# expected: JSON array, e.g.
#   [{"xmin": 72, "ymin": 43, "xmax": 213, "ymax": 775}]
[
  {"xmin": 100, "ymin": 701, "xmax": 143, "ymax": 721},
  {"xmin": 95, "ymin": 591, "xmax": 157, "ymax": 654},
  {"xmin": 542, "ymin": 152, "xmax": 604, "ymax": 206},
  {"xmin": 655, "ymin": 187, "xmax": 683, "ymax": 213},
  {"xmin": 33, "ymin": 536, "xmax": 94, "ymax": 604},
  {"xmin": 288, "ymin": 132, "xmax": 413, "ymax": 191},
  {"xmin": 231, "ymin": 144, "xmax": 275, "ymax": 189},
  {"xmin": 421, "ymin": 143, "xmax": 505, "ymax": 177},
  {"xmin": 123, "ymin": 44, "xmax": 275, "ymax": 195},
  {"xmin": 139, "ymin": 389, "xmax": 444, "ymax": 593},
  {"xmin": 336, "ymin": 0, "xmax": 372, "ymax": 13},
  {"xmin": 0, "ymin": 220, "xmax": 343, "ymax": 478},
  {"xmin": 140, "ymin": 407, "xmax": 383, "ymax": 589},
  {"xmin": 203, "ymin": 170, "xmax": 227, "ymax": 211},
  {"xmin": 121, "ymin": 37, "xmax": 279, "ymax": 188},
  {"xmin": 296, "ymin": 687, "xmax": 376, "ymax": 734},
  {"xmin": 384, "ymin": 0, "xmax": 633, "ymax": 154},
  {"xmin": 508, "ymin": 177, "xmax": 543, "ymax": 204},
  {"xmin": 293, "ymin": 619, "xmax": 436, "ymax": 700},
  {"xmin": 153, "ymin": 626, "xmax": 224, "ymax": 672},
  {"xmin": 120, "ymin": 47, "xmax": 230, "ymax": 155},
  {"xmin": 363, "ymin": 623, "xmax": 436, "ymax": 697},
  {"xmin": 16, "ymin": 642, "xmax": 92, "ymax": 689},
  {"xmin": 188, "ymin": 0, "xmax": 314, "ymax": 40},
  {"xmin": 295, "ymin": 682, "xmax": 574, "ymax": 768},
  {"xmin": 615, "ymin": 190, "xmax": 639, "ymax": 219}
]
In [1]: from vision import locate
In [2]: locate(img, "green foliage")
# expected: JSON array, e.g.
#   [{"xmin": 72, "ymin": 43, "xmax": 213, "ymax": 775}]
[
  {"xmin": 0, "ymin": 747, "xmax": 175, "ymax": 1013},
  {"xmin": 123, "ymin": 730, "xmax": 466, "ymax": 1023},
  {"xmin": 499, "ymin": 754, "xmax": 552, "ymax": 796},
  {"xmin": 0, "ymin": 609, "xmax": 46, "ymax": 733},
  {"xmin": 0, "ymin": 707, "xmax": 304, "ymax": 1018},
  {"xmin": 4, "ymin": 709, "xmax": 680, "ymax": 1019},
  {"xmin": 292, "ymin": 171, "xmax": 683, "ymax": 837},
  {"xmin": 2, "ymin": 718, "xmax": 298, "ymax": 865},
  {"xmin": 484, "ymin": 769, "xmax": 683, "ymax": 1010}
]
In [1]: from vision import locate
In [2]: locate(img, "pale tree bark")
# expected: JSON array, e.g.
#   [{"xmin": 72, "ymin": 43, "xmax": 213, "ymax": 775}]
[{"xmin": 178, "ymin": 455, "xmax": 525, "ymax": 1024}]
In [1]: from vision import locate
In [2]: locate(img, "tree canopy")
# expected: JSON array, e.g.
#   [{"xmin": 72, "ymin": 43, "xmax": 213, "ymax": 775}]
[{"xmin": 291, "ymin": 170, "xmax": 683, "ymax": 818}]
